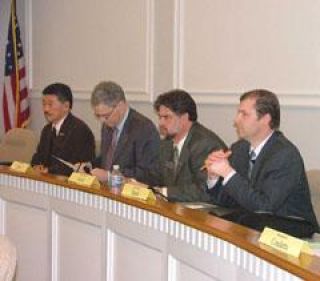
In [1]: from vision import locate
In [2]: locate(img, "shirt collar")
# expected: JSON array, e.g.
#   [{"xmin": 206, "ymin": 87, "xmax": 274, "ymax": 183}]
[
  {"xmin": 52, "ymin": 114, "xmax": 68, "ymax": 136},
  {"xmin": 250, "ymin": 131, "xmax": 274, "ymax": 158},
  {"xmin": 114, "ymin": 107, "xmax": 129, "ymax": 141},
  {"xmin": 174, "ymin": 132, "xmax": 189, "ymax": 156}
]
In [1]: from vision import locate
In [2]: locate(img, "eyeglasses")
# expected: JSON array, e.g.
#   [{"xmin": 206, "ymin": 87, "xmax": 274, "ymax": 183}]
[{"xmin": 95, "ymin": 103, "xmax": 118, "ymax": 121}]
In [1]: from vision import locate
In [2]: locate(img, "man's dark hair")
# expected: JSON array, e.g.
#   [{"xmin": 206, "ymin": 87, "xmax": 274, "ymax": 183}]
[
  {"xmin": 154, "ymin": 89, "xmax": 197, "ymax": 121},
  {"xmin": 42, "ymin": 83, "xmax": 73, "ymax": 109},
  {"xmin": 240, "ymin": 89, "xmax": 280, "ymax": 129}
]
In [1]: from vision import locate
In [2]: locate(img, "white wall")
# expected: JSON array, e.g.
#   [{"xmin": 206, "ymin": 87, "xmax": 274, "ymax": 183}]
[{"xmin": 1, "ymin": 0, "xmax": 320, "ymax": 168}]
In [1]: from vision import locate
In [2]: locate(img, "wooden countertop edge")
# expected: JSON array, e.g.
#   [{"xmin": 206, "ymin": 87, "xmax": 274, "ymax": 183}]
[{"xmin": 1, "ymin": 167, "xmax": 320, "ymax": 280}]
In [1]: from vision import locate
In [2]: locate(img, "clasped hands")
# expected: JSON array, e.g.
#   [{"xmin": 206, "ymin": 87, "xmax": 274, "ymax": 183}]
[{"xmin": 204, "ymin": 149, "xmax": 233, "ymax": 179}]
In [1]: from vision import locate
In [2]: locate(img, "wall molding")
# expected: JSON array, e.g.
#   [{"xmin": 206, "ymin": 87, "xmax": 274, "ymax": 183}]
[
  {"xmin": 145, "ymin": 0, "xmax": 155, "ymax": 101},
  {"xmin": 25, "ymin": 0, "xmax": 320, "ymax": 109},
  {"xmin": 25, "ymin": 0, "xmax": 155, "ymax": 103},
  {"xmin": 171, "ymin": 1, "xmax": 320, "ymax": 109},
  {"xmin": 30, "ymin": 88, "xmax": 320, "ymax": 108},
  {"xmin": 190, "ymin": 90, "xmax": 320, "ymax": 108},
  {"xmin": 173, "ymin": 0, "xmax": 184, "ymax": 88},
  {"xmin": 30, "ymin": 88, "xmax": 151, "ymax": 103}
]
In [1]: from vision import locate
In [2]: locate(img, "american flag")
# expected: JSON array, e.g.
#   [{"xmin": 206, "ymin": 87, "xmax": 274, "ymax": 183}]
[{"xmin": 2, "ymin": 0, "xmax": 30, "ymax": 132}]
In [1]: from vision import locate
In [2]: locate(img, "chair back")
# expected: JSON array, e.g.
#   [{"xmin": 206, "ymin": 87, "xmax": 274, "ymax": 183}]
[
  {"xmin": 307, "ymin": 169, "xmax": 320, "ymax": 224},
  {"xmin": 0, "ymin": 128, "xmax": 37, "ymax": 163}
]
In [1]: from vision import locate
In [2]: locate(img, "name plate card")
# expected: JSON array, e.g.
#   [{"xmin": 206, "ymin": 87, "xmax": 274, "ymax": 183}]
[
  {"xmin": 10, "ymin": 161, "xmax": 33, "ymax": 174},
  {"xmin": 68, "ymin": 172, "xmax": 100, "ymax": 189},
  {"xmin": 121, "ymin": 183, "xmax": 156, "ymax": 203},
  {"xmin": 259, "ymin": 227, "xmax": 311, "ymax": 258}
]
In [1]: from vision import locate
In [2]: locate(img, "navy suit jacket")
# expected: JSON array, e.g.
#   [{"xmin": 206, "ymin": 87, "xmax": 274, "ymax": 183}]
[
  {"xmin": 209, "ymin": 131, "xmax": 319, "ymax": 230},
  {"xmin": 95, "ymin": 108, "xmax": 160, "ymax": 186},
  {"xmin": 32, "ymin": 113, "xmax": 96, "ymax": 176}
]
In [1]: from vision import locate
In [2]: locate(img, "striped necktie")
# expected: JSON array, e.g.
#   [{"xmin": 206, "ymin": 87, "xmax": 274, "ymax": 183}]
[
  {"xmin": 105, "ymin": 128, "xmax": 118, "ymax": 171},
  {"xmin": 248, "ymin": 150, "xmax": 256, "ymax": 178}
]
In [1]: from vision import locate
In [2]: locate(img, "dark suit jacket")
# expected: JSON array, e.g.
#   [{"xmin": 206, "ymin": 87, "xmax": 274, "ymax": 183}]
[
  {"xmin": 32, "ymin": 113, "xmax": 95, "ymax": 176},
  {"xmin": 95, "ymin": 108, "xmax": 160, "ymax": 186},
  {"xmin": 209, "ymin": 131, "xmax": 319, "ymax": 230},
  {"xmin": 159, "ymin": 122, "xmax": 226, "ymax": 202}
]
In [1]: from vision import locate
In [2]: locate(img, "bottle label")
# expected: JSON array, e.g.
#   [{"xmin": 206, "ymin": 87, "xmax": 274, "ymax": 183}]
[{"xmin": 111, "ymin": 175, "xmax": 123, "ymax": 189}]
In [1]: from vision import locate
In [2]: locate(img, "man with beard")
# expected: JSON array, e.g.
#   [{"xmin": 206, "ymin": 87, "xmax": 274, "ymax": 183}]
[
  {"xmin": 31, "ymin": 83, "xmax": 95, "ymax": 176},
  {"xmin": 154, "ymin": 89, "xmax": 226, "ymax": 202},
  {"xmin": 205, "ymin": 89, "xmax": 319, "ymax": 237}
]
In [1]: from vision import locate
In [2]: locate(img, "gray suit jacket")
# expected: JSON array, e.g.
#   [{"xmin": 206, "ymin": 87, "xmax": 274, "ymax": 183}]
[
  {"xmin": 209, "ymin": 131, "xmax": 319, "ymax": 230},
  {"xmin": 96, "ymin": 108, "xmax": 160, "ymax": 186},
  {"xmin": 159, "ymin": 122, "xmax": 226, "ymax": 202}
]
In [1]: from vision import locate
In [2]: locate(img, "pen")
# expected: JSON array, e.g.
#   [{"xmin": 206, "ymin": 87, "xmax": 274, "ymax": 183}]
[{"xmin": 76, "ymin": 162, "xmax": 82, "ymax": 172}]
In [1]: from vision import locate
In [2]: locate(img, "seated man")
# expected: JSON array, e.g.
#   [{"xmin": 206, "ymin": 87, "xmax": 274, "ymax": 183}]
[
  {"xmin": 154, "ymin": 89, "xmax": 226, "ymax": 202},
  {"xmin": 90, "ymin": 81, "xmax": 160, "ymax": 186},
  {"xmin": 32, "ymin": 83, "xmax": 95, "ymax": 175},
  {"xmin": 206, "ymin": 89, "xmax": 319, "ymax": 238}
]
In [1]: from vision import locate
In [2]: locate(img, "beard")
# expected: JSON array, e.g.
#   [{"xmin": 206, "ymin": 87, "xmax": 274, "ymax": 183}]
[{"xmin": 159, "ymin": 127, "xmax": 176, "ymax": 141}]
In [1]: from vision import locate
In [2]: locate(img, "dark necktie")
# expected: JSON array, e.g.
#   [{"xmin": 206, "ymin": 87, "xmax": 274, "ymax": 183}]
[
  {"xmin": 173, "ymin": 145, "xmax": 179, "ymax": 174},
  {"xmin": 52, "ymin": 127, "xmax": 57, "ymax": 138},
  {"xmin": 46, "ymin": 127, "xmax": 57, "ymax": 166},
  {"xmin": 248, "ymin": 150, "xmax": 256, "ymax": 178},
  {"xmin": 105, "ymin": 128, "xmax": 117, "ymax": 171}
]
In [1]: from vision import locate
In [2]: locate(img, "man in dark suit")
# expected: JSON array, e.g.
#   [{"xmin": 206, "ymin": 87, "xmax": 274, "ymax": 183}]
[
  {"xmin": 32, "ymin": 83, "xmax": 95, "ymax": 176},
  {"xmin": 154, "ymin": 89, "xmax": 226, "ymax": 202},
  {"xmin": 90, "ymin": 81, "xmax": 160, "ymax": 186},
  {"xmin": 206, "ymin": 89, "xmax": 319, "ymax": 237}
]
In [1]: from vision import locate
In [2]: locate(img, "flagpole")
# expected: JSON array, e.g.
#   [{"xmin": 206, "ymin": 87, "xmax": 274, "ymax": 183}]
[{"xmin": 10, "ymin": 0, "xmax": 21, "ymax": 128}]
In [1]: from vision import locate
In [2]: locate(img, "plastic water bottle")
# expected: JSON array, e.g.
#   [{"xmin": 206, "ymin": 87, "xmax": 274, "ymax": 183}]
[{"xmin": 110, "ymin": 165, "xmax": 123, "ymax": 193}]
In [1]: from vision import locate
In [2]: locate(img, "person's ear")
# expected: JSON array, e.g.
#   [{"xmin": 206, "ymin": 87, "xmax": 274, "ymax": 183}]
[
  {"xmin": 261, "ymin": 113, "xmax": 271, "ymax": 127},
  {"xmin": 63, "ymin": 101, "xmax": 71, "ymax": 111},
  {"xmin": 181, "ymin": 112, "xmax": 189, "ymax": 122}
]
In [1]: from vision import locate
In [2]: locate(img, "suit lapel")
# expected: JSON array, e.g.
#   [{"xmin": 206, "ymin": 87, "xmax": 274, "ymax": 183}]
[
  {"xmin": 112, "ymin": 109, "xmax": 131, "ymax": 163},
  {"xmin": 99, "ymin": 125, "xmax": 113, "ymax": 168},
  {"xmin": 53, "ymin": 114, "xmax": 73, "ymax": 150},
  {"xmin": 250, "ymin": 131, "xmax": 279, "ymax": 182},
  {"xmin": 58, "ymin": 114, "xmax": 72, "ymax": 135},
  {"xmin": 173, "ymin": 127, "xmax": 194, "ymax": 180},
  {"xmin": 113, "ymin": 132, "xmax": 129, "ymax": 162},
  {"xmin": 174, "ymin": 147, "xmax": 190, "ymax": 181}
]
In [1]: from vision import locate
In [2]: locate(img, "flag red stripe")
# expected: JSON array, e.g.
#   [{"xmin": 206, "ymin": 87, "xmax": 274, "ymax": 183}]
[
  {"xmin": 2, "ymin": 88, "xmax": 12, "ymax": 132},
  {"xmin": 2, "ymin": 0, "xmax": 30, "ymax": 132}
]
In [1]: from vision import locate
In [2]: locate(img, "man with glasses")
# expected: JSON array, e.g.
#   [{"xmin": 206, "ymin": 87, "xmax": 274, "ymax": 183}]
[{"xmin": 90, "ymin": 81, "xmax": 160, "ymax": 186}]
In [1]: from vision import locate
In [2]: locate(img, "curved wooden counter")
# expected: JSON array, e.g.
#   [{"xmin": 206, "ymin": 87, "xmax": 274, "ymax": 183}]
[{"xmin": 0, "ymin": 167, "xmax": 319, "ymax": 281}]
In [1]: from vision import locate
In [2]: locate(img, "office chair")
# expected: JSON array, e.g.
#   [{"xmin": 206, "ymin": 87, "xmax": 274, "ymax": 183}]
[
  {"xmin": 0, "ymin": 128, "xmax": 37, "ymax": 163},
  {"xmin": 307, "ymin": 169, "xmax": 320, "ymax": 225}
]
